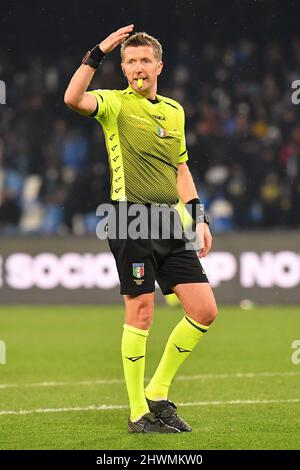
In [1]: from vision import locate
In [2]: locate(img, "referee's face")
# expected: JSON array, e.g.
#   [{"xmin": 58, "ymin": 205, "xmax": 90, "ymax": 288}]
[{"xmin": 121, "ymin": 46, "xmax": 163, "ymax": 98}]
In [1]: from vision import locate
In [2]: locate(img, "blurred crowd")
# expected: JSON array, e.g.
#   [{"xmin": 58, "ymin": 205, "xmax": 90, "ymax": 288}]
[{"xmin": 0, "ymin": 37, "xmax": 300, "ymax": 235}]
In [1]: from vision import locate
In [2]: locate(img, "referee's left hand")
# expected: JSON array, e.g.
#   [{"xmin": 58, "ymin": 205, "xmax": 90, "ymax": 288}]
[{"xmin": 196, "ymin": 223, "xmax": 212, "ymax": 258}]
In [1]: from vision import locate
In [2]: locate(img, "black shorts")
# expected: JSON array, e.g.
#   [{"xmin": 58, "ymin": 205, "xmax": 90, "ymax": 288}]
[{"xmin": 107, "ymin": 202, "xmax": 208, "ymax": 296}]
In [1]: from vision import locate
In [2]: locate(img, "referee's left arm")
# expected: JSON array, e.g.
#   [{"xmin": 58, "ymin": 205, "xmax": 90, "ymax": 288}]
[
  {"xmin": 177, "ymin": 163, "xmax": 212, "ymax": 258},
  {"xmin": 176, "ymin": 162, "xmax": 198, "ymax": 203}
]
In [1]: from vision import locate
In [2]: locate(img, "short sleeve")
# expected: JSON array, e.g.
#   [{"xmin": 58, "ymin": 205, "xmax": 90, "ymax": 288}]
[
  {"xmin": 178, "ymin": 106, "xmax": 189, "ymax": 163},
  {"xmin": 87, "ymin": 89, "xmax": 120, "ymax": 123}
]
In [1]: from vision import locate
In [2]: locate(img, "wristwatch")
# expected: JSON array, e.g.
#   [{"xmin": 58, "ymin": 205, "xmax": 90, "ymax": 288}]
[
  {"xmin": 195, "ymin": 213, "xmax": 210, "ymax": 226},
  {"xmin": 82, "ymin": 45, "xmax": 106, "ymax": 69}
]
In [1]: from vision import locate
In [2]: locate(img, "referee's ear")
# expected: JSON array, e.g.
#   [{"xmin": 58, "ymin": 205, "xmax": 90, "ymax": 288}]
[{"xmin": 156, "ymin": 61, "xmax": 163, "ymax": 76}]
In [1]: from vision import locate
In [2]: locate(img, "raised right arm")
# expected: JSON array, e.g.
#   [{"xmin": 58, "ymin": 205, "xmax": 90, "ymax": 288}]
[{"xmin": 64, "ymin": 24, "xmax": 134, "ymax": 116}]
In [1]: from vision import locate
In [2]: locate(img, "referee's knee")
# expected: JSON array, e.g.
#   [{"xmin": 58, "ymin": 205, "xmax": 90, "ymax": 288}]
[
  {"xmin": 206, "ymin": 305, "xmax": 218, "ymax": 326},
  {"xmin": 135, "ymin": 306, "xmax": 153, "ymax": 330},
  {"xmin": 188, "ymin": 302, "xmax": 218, "ymax": 327},
  {"xmin": 125, "ymin": 297, "xmax": 154, "ymax": 330}
]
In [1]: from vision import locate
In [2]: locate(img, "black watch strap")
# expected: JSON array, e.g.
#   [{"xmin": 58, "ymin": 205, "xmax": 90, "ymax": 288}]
[
  {"xmin": 195, "ymin": 212, "xmax": 210, "ymax": 226},
  {"xmin": 203, "ymin": 212, "xmax": 210, "ymax": 226},
  {"xmin": 82, "ymin": 45, "xmax": 106, "ymax": 69},
  {"xmin": 82, "ymin": 51, "xmax": 99, "ymax": 69}
]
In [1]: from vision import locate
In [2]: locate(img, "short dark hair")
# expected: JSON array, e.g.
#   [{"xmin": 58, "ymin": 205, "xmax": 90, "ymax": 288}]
[{"xmin": 121, "ymin": 32, "xmax": 163, "ymax": 61}]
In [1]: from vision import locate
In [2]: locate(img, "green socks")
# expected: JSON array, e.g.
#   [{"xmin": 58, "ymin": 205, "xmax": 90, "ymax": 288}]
[
  {"xmin": 145, "ymin": 316, "xmax": 209, "ymax": 401},
  {"xmin": 122, "ymin": 316, "xmax": 210, "ymax": 420},
  {"xmin": 121, "ymin": 324, "xmax": 149, "ymax": 422}
]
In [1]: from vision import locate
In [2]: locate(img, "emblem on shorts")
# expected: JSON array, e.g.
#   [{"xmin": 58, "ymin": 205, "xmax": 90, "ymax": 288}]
[{"xmin": 133, "ymin": 263, "xmax": 144, "ymax": 285}]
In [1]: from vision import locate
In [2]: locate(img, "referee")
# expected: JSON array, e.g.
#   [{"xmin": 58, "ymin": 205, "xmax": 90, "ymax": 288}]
[{"xmin": 65, "ymin": 25, "xmax": 218, "ymax": 433}]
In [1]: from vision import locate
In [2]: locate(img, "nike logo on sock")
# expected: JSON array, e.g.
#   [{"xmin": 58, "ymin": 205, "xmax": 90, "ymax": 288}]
[
  {"xmin": 174, "ymin": 344, "xmax": 191, "ymax": 353},
  {"xmin": 126, "ymin": 355, "xmax": 145, "ymax": 362}
]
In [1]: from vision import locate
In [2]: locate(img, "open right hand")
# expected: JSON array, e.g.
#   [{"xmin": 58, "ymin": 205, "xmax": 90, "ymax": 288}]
[{"xmin": 99, "ymin": 24, "xmax": 134, "ymax": 54}]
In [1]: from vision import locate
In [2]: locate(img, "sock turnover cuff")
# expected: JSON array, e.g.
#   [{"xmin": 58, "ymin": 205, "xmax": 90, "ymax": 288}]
[
  {"xmin": 123, "ymin": 324, "xmax": 149, "ymax": 337},
  {"xmin": 185, "ymin": 315, "xmax": 209, "ymax": 333}
]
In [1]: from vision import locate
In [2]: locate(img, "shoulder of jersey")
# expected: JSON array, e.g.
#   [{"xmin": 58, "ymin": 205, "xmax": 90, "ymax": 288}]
[
  {"xmin": 156, "ymin": 94, "xmax": 183, "ymax": 111},
  {"xmin": 92, "ymin": 88, "xmax": 119, "ymax": 96},
  {"xmin": 93, "ymin": 88, "xmax": 123, "ymax": 94}
]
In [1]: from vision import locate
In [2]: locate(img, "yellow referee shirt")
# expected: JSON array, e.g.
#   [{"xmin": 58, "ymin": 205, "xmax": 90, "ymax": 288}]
[{"xmin": 88, "ymin": 86, "xmax": 188, "ymax": 204}]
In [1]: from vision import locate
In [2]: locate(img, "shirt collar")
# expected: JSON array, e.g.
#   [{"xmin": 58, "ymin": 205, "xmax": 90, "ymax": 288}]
[{"xmin": 126, "ymin": 85, "xmax": 159, "ymax": 102}]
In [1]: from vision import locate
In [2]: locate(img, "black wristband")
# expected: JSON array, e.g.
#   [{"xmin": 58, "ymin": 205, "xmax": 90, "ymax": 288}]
[
  {"xmin": 185, "ymin": 198, "xmax": 210, "ymax": 225},
  {"xmin": 82, "ymin": 45, "xmax": 106, "ymax": 69}
]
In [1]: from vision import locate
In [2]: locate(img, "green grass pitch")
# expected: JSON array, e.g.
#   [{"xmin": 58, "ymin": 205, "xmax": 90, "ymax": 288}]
[{"xmin": 0, "ymin": 304, "xmax": 299, "ymax": 450}]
